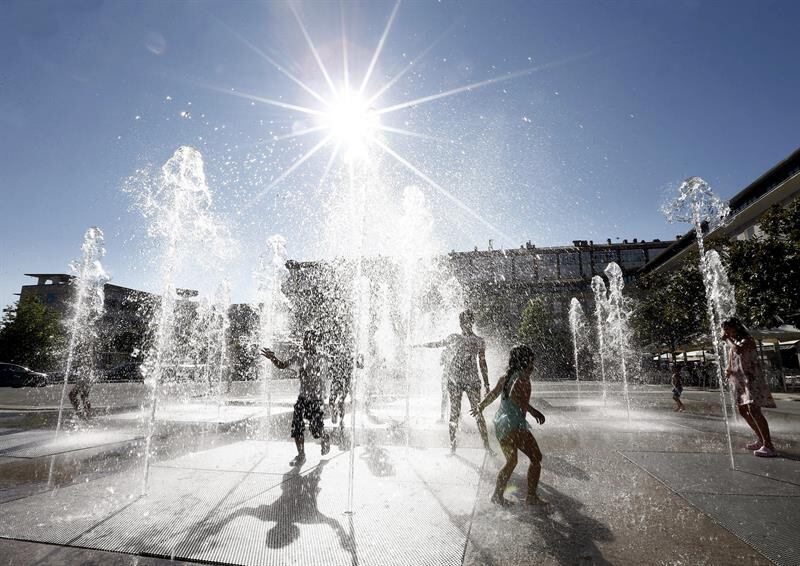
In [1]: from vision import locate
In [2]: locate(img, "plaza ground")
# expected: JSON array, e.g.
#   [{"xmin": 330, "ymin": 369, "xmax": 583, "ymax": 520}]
[{"xmin": 0, "ymin": 380, "xmax": 798, "ymax": 565}]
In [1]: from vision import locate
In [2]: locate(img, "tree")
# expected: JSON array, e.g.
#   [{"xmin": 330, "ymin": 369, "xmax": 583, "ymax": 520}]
[
  {"xmin": 472, "ymin": 287, "xmax": 517, "ymax": 341},
  {"xmin": 724, "ymin": 198, "xmax": 800, "ymax": 327},
  {"xmin": 631, "ymin": 261, "xmax": 707, "ymax": 358},
  {"xmin": 0, "ymin": 296, "xmax": 65, "ymax": 371},
  {"xmin": 517, "ymin": 297, "xmax": 571, "ymax": 378}
]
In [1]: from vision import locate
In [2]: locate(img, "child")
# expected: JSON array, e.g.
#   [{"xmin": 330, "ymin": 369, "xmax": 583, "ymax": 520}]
[
  {"xmin": 415, "ymin": 310, "xmax": 492, "ymax": 454},
  {"xmin": 261, "ymin": 330, "xmax": 331, "ymax": 466},
  {"xmin": 722, "ymin": 317, "xmax": 777, "ymax": 457},
  {"xmin": 671, "ymin": 364, "xmax": 685, "ymax": 412},
  {"xmin": 473, "ymin": 345, "xmax": 546, "ymax": 506}
]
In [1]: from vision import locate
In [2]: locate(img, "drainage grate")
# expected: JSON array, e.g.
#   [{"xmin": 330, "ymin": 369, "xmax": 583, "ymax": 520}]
[{"xmin": 0, "ymin": 441, "xmax": 482, "ymax": 565}]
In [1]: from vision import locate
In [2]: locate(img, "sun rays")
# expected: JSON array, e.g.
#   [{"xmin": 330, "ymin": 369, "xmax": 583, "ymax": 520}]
[{"xmin": 208, "ymin": 0, "xmax": 551, "ymax": 242}]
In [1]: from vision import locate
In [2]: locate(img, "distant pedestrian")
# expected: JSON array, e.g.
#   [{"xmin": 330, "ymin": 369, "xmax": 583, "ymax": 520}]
[
  {"xmin": 473, "ymin": 345, "xmax": 546, "ymax": 506},
  {"xmin": 671, "ymin": 364, "xmax": 685, "ymax": 412},
  {"xmin": 69, "ymin": 352, "xmax": 94, "ymax": 421},
  {"xmin": 722, "ymin": 318, "xmax": 777, "ymax": 458},
  {"xmin": 261, "ymin": 330, "xmax": 331, "ymax": 467}
]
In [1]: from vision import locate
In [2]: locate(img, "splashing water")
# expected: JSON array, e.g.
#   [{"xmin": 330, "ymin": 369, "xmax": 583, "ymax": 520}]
[
  {"xmin": 55, "ymin": 227, "xmax": 109, "ymax": 436},
  {"xmin": 252, "ymin": 235, "xmax": 290, "ymax": 437},
  {"xmin": 208, "ymin": 281, "xmax": 232, "ymax": 414},
  {"xmin": 130, "ymin": 146, "xmax": 235, "ymax": 494},
  {"xmin": 568, "ymin": 298, "xmax": 588, "ymax": 406},
  {"xmin": 591, "ymin": 276, "xmax": 609, "ymax": 409},
  {"xmin": 603, "ymin": 262, "xmax": 632, "ymax": 422},
  {"xmin": 397, "ymin": 186, "xmax": 436, "ymax": 443},
  {"xmin": 706, "ymin": 250, "xmax": 736, "ymax": 416},
  {"xmin": 706, "ymin": 250, "xmax": 736, "ymax": 322},
  {"xmin": 664, "ymin": 176, "xmax": 735, "ymax": 469},
  {"xmin": 661, "ymin": 176, "xmax": 730, "ymax": 229}
]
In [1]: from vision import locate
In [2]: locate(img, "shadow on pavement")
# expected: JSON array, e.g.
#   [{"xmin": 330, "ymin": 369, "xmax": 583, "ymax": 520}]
[
  {"xmin": 514, "ymin": 482, "xmax": 613, "ymax": 566},
  {"xmin": 178, "ymin": 459, "xmax": 355, "ymax": 559},
  {"xmin": 542, "ymin": 455, "xmax": 591, "ymax": 481}
]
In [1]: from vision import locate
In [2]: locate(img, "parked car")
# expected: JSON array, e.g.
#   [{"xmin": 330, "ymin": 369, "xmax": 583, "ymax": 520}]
[
  {"xmin": 0, "ymin": 363, "xmax": 48, "ymax": 387},
  {"xmin": 103, "ymin": 362, "xmax": 145, "ymax": 382}
]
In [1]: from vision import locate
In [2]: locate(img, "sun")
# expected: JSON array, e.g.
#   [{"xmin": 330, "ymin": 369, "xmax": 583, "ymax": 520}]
[
  {"xmin": 207, "ymin": 0, "xmax": 570, "ymax": 239},
  {"xmin": 320, "ymin": 90, "xmax": 379, "ymax": 156}
]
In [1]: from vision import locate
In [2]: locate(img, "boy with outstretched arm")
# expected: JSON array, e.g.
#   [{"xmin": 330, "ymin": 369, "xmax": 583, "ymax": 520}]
[{"xmin": 261, "ymin": 330, "xmax": 331, "ymax": 466}]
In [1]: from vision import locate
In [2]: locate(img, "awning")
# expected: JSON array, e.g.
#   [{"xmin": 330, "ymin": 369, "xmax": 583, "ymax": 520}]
[{"xmin": 750, "ymin": 325, "xmax": 800, "ymax": 342}]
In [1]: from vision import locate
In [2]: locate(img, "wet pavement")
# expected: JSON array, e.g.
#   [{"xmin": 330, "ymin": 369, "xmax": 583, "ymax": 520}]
[{"xmin": 0, "ymin": 381, "xmax": 797, "ymax": 565}]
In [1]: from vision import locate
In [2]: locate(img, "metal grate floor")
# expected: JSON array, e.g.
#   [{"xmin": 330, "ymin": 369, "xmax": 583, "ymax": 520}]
[{"xmin": 0, "ymin": 441, "xmax": 484, "ymax": 565}]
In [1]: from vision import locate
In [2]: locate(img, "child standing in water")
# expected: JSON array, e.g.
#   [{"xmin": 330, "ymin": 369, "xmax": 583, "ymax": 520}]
[
  {"xmin": 261, "ymin": 330, "xmax": 331, "ymax": 466},
  {"xmin": 671, "ymin": 364, "xmax": 685, "ymax": 412},
  {"xmin": 722, "ymin": 317, "xmax": 777, "ymax": 457},
  {"xmin": 473, "ymin": 345, "xmax": 546, "ymax": 506},
  {"xmin": 415, "ymin": 310, "xmax": 492, "ymax": 454}
]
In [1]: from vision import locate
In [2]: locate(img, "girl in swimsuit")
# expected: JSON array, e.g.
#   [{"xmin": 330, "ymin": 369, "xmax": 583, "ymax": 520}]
[{"xmin": 473, "ymin": 345, "xmax": 546, "ymax": 506}]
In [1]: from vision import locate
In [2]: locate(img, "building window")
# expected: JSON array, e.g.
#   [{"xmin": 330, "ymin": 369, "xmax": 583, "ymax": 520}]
[
  {"xmin": 592, "ymin": 251, "xmax": 617, "ymax": 273},
  {"xmin": 621, "ymin": 249, "xmax": 646, "ymax": 269},
  {"xmin": 538, "ymin": 255, "xmax": 558, "ymax": 280},
  {"xmin": 514, "ymin": 256, "xmax": 536, "ymax": 281},
  {"xmin": 559, "ymin": 253, "xmax": 581, "ymax": 278}
]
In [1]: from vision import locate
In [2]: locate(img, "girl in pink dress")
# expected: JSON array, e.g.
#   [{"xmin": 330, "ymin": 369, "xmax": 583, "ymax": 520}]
[{"xmin": 722, "ymin": 318, "xmax": 777, "ymax": 458}]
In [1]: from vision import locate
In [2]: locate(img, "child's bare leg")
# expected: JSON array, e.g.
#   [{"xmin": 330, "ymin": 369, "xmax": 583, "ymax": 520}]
[
  {"xmin": 515, "ymin": 430, "xmax": 544, "ymax": 505},
  {"xmin": 69, "ymin": 387, "xmax": 80, "ymax": 413},
  {"xmin": 440, "ymin": 379, "xmax": 448, "ymax": 422},
  {"xmin": 466, "ymin": 388, "xmax": 492, "ymax": 451},
  {"xmin": 448, "ymin": 388, "xmax": 462, "ymax": 453},
  {"xmin": 738, "ymin": 405, "xmax": 760, "ymax": 437},
  {"xmin": 492, "ymin": 438, "xmax": 517, "ymax": 505},
  {"xmin": 749, "ymin": 406, "xmax": 774, "ymax": 450}
]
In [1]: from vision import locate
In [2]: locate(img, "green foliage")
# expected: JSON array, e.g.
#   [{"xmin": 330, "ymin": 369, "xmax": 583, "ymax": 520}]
[
  {"xmin": 472, "ymin": 289, "xmax": 517, "ymax": 341},
  {"xmin": 0, "ymin": 296, "xmax": 65, "ymax": 371},
  {"xmin": 106, "ymin": 295, "xmax": 157, "ymax": 361},
  {"xmin": 631, "ymin": 196, "xmax": 799, "ymax": 349},
  {"xmin": 724, "ymin": 198, "xmax": 800, "ymax": 327},
  {"xmin": 631, "ymin": 262, "xmax": 707, "ymax": 354},
  {"xmin": 517, "ymin": 297, "xmax": 550, "ymax": 347},
  {"xmin": 517, "ymin": 297, "xmax": 571, "ymax": 378}
]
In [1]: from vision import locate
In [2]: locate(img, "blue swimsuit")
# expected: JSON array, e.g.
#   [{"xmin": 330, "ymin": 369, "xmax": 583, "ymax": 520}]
[{"xmin": 493, "ymin": 371, "xmax": 531, "ymax": 441}]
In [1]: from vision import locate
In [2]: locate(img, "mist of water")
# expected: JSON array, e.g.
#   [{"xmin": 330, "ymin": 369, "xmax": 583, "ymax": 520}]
[
  {"xmin": 568, "ymin": 298, "xmax": 588, "ymax": 406},
  {"xmin": 252, "ymin": 235, "xmax": 290, "ymax": 437},
  {"xmin": 55, "ymin": 227, "xmax": 109, "ymax": 435},
  {"xmin": 130, "ymin": 146, "xmax": 235, "ymax": 494},
  {"xmin": 664, "ymin": 176, "xmax": 735, "ymax": 469},
  {"xmin": 590, "ymin": 276, "xmax": 609, "ymax": 409},
  {"xmin": 209, "ymin": 281, "xmax": 232, "ymax": 414},
  {"xmin": 603, "ymin": 262, "xmax": 632, "ymax": 422}
]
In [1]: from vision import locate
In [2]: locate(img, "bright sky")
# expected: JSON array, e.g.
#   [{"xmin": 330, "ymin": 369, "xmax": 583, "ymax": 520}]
[{"xmin": 1, "ymin": 0, "xmax": 799, "ymax": 307}]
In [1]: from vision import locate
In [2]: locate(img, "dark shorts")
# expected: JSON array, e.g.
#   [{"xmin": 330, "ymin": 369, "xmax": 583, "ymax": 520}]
[
  {"xmin": 71, "ymin": 379, "xmax": 92, "ymax": 397},
  {"xmin": 329, "ymin": 377, "xmax": 350, "ymax": 402},
  {"xmin": 292, "ymin": 395, "xmax": 324, "ymax": 439},
  {"xmin": 672, "ymin": 387, "xmax": 683, "ymax": 398}
]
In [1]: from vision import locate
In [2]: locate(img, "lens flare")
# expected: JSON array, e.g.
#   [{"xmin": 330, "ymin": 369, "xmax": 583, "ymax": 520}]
[{"xmin": 320, "ymin": 90, "xmax": 378, "ymax": 157}]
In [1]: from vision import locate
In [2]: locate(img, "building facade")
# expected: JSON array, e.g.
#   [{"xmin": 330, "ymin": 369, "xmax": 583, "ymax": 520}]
[{"xmin": 640, "ymin": 147, "xmax": 800, "ymax": 276}]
